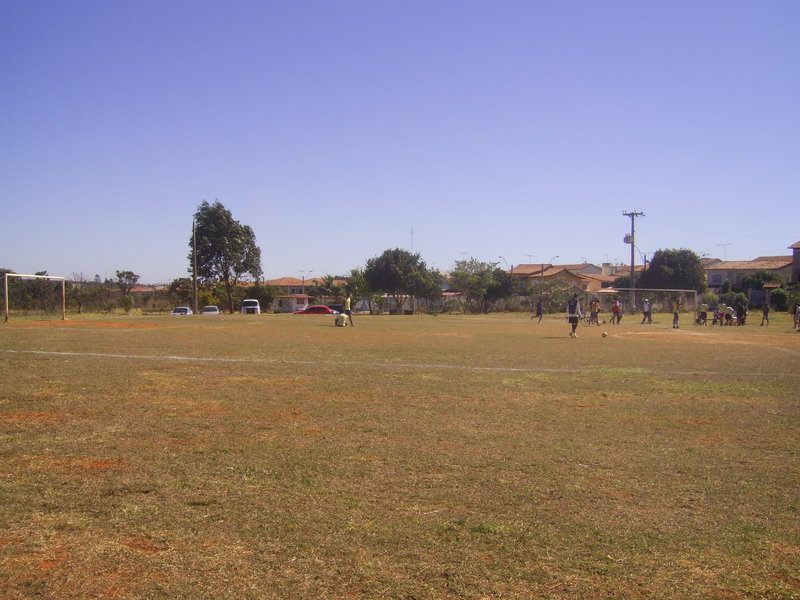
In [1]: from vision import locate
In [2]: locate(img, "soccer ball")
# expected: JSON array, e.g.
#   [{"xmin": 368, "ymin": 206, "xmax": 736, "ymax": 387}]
[{"xmin": 602, "ymin": 331, "xmax": 608, "ymax": 337}]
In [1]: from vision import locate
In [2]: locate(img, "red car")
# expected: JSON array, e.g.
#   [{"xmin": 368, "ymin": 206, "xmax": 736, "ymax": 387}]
[{"xmin": 295, "ymin": 305, "xmax": 339, "ymax": 315}]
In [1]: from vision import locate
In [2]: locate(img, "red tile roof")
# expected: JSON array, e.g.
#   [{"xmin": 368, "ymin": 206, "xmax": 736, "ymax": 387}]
[{"xmin": 707, "ymin": 257, "xmax": 791, "ymax": 270}]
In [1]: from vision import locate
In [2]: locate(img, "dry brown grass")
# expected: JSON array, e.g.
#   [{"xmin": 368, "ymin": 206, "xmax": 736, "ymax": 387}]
[{"xmin": 1, "ymin": 312, "xmax": 799, "ymax": 599}]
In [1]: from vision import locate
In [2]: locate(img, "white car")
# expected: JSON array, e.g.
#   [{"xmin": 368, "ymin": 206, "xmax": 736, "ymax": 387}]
[
  {"xmin": 170, "ymin": 306, "xmax": 193, "ymax": 316},
  {"xmin": 201, "ymin": 305, "xmax": 220, "ymax": 315},
  {"xmin": 240, "ymin": 299, "xmax": 261, "ymax": 314}
]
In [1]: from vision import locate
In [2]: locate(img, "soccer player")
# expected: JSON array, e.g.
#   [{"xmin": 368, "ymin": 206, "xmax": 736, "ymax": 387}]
[
  {"xmin": 531, "ymin": 299, "xmax": 543, "ymax": 323},
  {"xmin": 567, "ymin": 294, "xmax": 583, "ymax": 338},
  {"xmin": 641, "ymin": 298, "xmax": 652, "ymax": 324},
  {"xmin": 671, "ymin": 298, "xmax": 681, "ymax": 329}
]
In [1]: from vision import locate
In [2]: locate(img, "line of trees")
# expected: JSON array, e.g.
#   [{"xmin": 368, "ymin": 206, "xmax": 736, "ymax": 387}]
[
  {"xmin": 0, "ymin": 269, "xmax": 180, "ymax": 315},
  {"xmin": 9, "ymin": 202, "xmax": 797, "ymax": 317}
]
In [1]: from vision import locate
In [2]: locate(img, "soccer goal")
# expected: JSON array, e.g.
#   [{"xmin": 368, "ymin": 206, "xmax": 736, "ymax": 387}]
[
  {"xmin": 596, "ymin": 288, "xmax": 698, "ymax": 316},
  {"xmin": 3, "ymin": 273, "xmax": 66, "ymax": 322}
]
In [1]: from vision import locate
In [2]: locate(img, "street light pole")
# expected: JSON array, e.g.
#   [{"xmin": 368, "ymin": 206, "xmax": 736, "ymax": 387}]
[
  {"xmin": 300, "ymin": 270, "xmax": 313, "ymax": 296},
  {"xmin": 541, "ymin": 255, "xmax": 559, "ymax": 299},
  {"xmin": 623, "ymin": 211, "xmax": 645, "ymax": 311}
]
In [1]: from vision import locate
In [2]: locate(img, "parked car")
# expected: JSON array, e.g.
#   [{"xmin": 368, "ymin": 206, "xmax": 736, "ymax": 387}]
[
  {"xmin": 327, "ymin": 304, "xmax": 344, "ymax": 313},
  {"xmin": 201, "ymin": 305, "xmax": 220, "ymax": 315},
  {"xmin": 170, "ymin": 306, "xmax": 193, "ymax": 316},
  {"xmin": 296, "ymin": 305, "xmax": 338, "ymax": 315},
  {"xmin": 241, "ymin": 299, "xmax": 261, "ymax": 314}
]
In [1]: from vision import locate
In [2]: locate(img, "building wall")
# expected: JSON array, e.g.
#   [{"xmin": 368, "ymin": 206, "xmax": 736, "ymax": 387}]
[
  {"xmin": 793, "ymin": 248, "xmax": 800, "ymax": 283},
  {"xmin": 707, "ymin": 266, "xmax": 793, "ymax": 288}
]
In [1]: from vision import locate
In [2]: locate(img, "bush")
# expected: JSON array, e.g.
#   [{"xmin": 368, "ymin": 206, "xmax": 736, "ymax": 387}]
[
  {"xmin": 121, "ymin": 294, "xmax": 134, "ymax": 314},
  {"xmin": 720, "ymin": 291, "xmax": 748, "ymax": 308},
  {"xmin": 769, "ymin": 288, "xmax": 788, "ymax": 311},
  {"xmin": 701, "ymin": 291, "xmax": 718, "ymax": 308}
]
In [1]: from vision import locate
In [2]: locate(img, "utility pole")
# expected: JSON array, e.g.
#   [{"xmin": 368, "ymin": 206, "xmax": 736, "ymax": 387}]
[
  {"xmin": 192, "ymin": 219, "xmax": 198, "ymax": 315},
  {"xmin": 623, "ymin": 211, "xmax": 645, "ymax": 311}
]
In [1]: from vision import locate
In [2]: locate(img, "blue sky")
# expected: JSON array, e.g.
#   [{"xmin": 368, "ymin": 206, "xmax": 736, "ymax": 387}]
[{"xmin": 2, "ymin": 1, "xmax": 798, "ymax": 283}]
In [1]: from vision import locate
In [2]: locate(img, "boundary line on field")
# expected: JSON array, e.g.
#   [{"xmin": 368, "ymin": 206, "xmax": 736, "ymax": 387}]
[{"xmin": 2, "ymin": 349, "xmax": 798, "ymax": 378}]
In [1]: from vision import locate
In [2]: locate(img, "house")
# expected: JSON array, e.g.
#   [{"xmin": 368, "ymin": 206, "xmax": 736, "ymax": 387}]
[
  {"xmin": 705, "ymin": 256, "xmax": 793, "ymax": 290},
  {"xmin": 791, "ymin": 241, "xmax": 800, "ymax": 283},
  {"xmin": 510, "ymin": 264, "xmax": 589, "ymax": 294},
  {"xmin": 600, "ymin": 262, "xmax": 647, "ymax": 278},
  {"xmin": 264, "ymin": 277, "xmax": 316, "ymax": 295},
  {"xmin": 555, "ymin": 263, "xmax": 602, "ymax": 275},
  {"xmin": 575, "ymin": 272, "xmax": 617, "ymax": 293}
]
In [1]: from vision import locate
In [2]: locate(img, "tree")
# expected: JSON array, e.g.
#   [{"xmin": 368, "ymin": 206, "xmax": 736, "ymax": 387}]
[
  {"xmin": 29, "ymin": 271, "xmax": 60, "ymax": 314},
  {"xmin": 414, "ymin": 270, "xmax": 446, "ymax": 312},
  {"xmin": 169, "ymin": 277, "xmax": 193, "ymax": 306},
  {"xmin": 532, "ymin": 278, "xmax": 574, "ymax": 313},
  {"xmin": 314, "ymin": 274, "xmax": 343, "ymax": 300},
  {"xmin": 449, "ymin": 259, "xmax": 494, "ymax": 313},
  {"xmin": 115, "ymin": 270, "xmax": 140, "ymax": 297},
  {"xmin": 638, "ymin": 249, "xmax": 706, "ymax": 292},
  {"xmin": 484, "ymin": 268, "xmax": 517, "ymax": 310},
  {"xmin": 246, "ymin": 283, "xmax": 279, "ymax": 312},
  {"xmin": 741, "ymin": 270, "xmax": 782, "ymax": 291},
  {"xmin": 448, "ymin": 263, "xmax": 519, "ymax": 314},
  {"xmin": 612, "ymin": 274, "xmax": 631, "ymax": 289},
  {"xmin": 364, "ymin": 248, "xmax": 431, "ymax": 314},
  {"xmin": 191, "ymin": 201, "xmax": 263, "ymax": 313},
  {"xmin": 70, "ymin": 272, "xmax": 90, "ymax": 314},
  {"xmin": 346, "ymin": 268, "xmax": 383, "ymax": 314}
]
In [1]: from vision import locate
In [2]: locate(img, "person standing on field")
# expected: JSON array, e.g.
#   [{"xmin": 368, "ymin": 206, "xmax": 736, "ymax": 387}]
[
  {"xmin": 760, "ymin": 304, "xmax": 769, "ymax": 326},
  {"xmin": 735, "ymin": 301, "xmax": 746, "ymax": 326},
  {"xmin": 698, "ymin": 302, "xmax": 708, "ymax": 326},
  {"xmin": 567, "ymin": 293, "xmax": 583, "ymax": 338},
  {"xmin": 671, "ymin": 298, "xmax": 681, "ymax": 329},
  {"xmin": 344, "ymin": 295, "xmax": 355, "ymax": 326},
  {"xmin": 588, "ymin": 297, "xmax": 600, "ymax": 326},
  {"xmin": 612, "ymin": 297, "xmax": 622, "ymax": 324},
  {"xmin": 641, "ymin": 298, "xmax": 652, "ymax": 324}
]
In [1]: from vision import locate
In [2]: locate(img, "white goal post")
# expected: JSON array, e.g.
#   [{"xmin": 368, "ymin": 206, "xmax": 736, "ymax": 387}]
[
  {"xmin": 596, "ymin": 288, "xmax": 698, "ymax": 316},
  {"xmin": 3, "ymin": 273, "xmax": 66, "ymax": 322}
]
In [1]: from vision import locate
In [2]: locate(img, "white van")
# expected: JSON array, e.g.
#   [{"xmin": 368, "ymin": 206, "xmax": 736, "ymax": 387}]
[{"xmin": 241, "ymin": 299, "xmax": 261, "ymax": 314}]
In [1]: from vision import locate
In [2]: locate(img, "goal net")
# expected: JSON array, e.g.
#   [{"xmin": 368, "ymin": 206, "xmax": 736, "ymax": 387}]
[
  {"xmin": 3, "ymin": 273, "xmax": 66, "ymax": 322},
  {"xmin": 596, "ymin": 288, "xmax": 698, "ymax": 316}
]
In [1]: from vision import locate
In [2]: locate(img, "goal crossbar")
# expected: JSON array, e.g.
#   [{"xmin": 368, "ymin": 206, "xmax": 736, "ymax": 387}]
[{"xmin": 3, "ymin": 273, "xmax": 66, "ymax": 322}]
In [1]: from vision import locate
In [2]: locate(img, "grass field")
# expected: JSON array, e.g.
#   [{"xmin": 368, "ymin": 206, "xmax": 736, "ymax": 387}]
[{"xmin": 1, "ymin": 312, "xmax": 799, "ymax": 599}]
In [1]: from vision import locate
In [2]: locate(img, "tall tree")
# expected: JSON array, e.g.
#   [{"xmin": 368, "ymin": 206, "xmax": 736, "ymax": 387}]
[
  {"xmin": 191, "ymin": 201, "xmax": 263, "ymax": 313},
  {"xmin": 484, "ymin": 268, "xmax": 517, "ymax": 310},
  {"xmin": 639, "ymin": 249, "xmax": 706, "ymax": 292},
  {"xmin": 115, "ymin": 270, "xmax": 140, "ymax": 296},
  {"xmin": 363, "ymin": 248, "xmax": 431, "ymax": 314}
]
